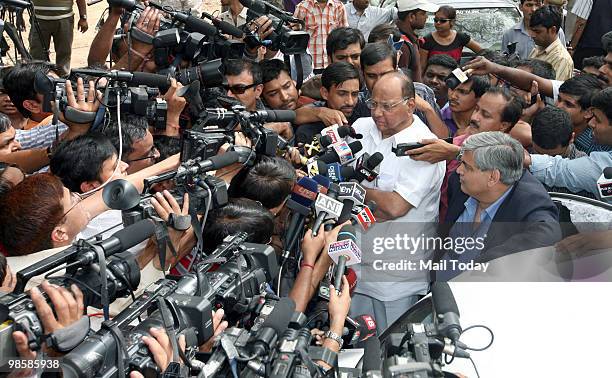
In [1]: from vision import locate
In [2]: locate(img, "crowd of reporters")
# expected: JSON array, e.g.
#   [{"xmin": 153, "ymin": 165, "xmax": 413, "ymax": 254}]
[{"xmin": 0, "ymin": 0, "xmax": 610, "ymax": 376}]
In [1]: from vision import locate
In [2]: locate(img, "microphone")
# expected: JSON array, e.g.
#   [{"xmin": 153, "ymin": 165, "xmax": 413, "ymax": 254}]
[
  {"xmin": 345, "ymin": 314, "xmax": 377, "ymax": 346},
  {"xmin": 597, "ymin": 167, "xmax": 612, "ymax": 199},
  {"xmin": 336, "ymin": 182, "xmax": 367, "ymax": 225},
  {"xmin": 312, "ymin": 174, "xmax": 330, "ymax": 195},
  {"xmin": 170, "ymin": 12, "xmax": 218, "ymax": 37},
  {"xmin": 352, "ymin": 201, "xmax": 377, "ymax": 231},
  {"xmin": 284, "ymin": 177, "xmax": 319, "ymax": 252},
  {"xmin": 319, "ymin": 141, "xmax": 362, "ymax": 164},
  {"xmin": 431, "ymin": 282, "xmax": 462, "ymax": 343},
  {"xmin": 250, "ymin": 297, "xmax": 296, "ymax": 357},
  {"xmin": 327, "ymin": 163, "xmax": 355, "ymax": 183},
  {"xmin": 354, "ymin": 152, "xmax": 384, "ymax": 183},
  {"xmin": 320, "ymin": 125, "xmax": 363, "ymax": 147},
  {"xmin": 361, "ymin": 336, "xmax": 382, "ymax": 377},
  {"xmin": 190, "ymin": 151, "xmax": 241, "ymax": 173},
  {"xmin": 201, "ymin": 12, "xmax": 245, "ymax": 38},
  {"xmin": 329, "ymin": 224, "xmax": 361, "ymax": 291},
  {"xmin": 70, "ymin": 68, "xmax": 172, "ymax": 90},
  {"xmin": 306, "ymin": 159, "xmax": 328, "ymax": 178},
  {"xmin": 311, "ymin": 184, "xmax": 343, "ymax": 236},
  {"xmin": 203, "ymin": 108, "xmax": 296, "ymax": 124},
  {"xmin": 75, "ymin": 220, "xmax": 156, "ymax": 265}
]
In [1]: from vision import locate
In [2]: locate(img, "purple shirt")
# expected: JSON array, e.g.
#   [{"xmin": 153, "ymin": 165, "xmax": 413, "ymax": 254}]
[{"xmin": 441, "ymin": 104, "xmax": 458, "ymax": 137}]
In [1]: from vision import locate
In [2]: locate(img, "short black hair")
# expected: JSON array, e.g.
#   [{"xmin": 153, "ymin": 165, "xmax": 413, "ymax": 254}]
[
  {"xmin": 321, "ymin": 62, "xmax": 361, "ymax": 90},
  {"xmin": 224, "ymin": 58, "xmax": 262, "ymax": 85},
  {"xmin": 100, "ymin": 113, "xmax": 148, "ymax": 159},
  {"xmin": 260, "ymin": 59, "xmax": 291, "ymax": 84},
  {"xmin": 436, "ymin": 5, "xmax": 456, "ymax": 19},
  {"xmin": 0, "ymin": 113, "xmax": 10, "ymax": 133},
  {"xmin": 425, "ymin": 54, "xmax": 458, "ymax": 71},
  {"xmin": 466, "ymin": 74, "xmax": 491, "ymax": 98},
  {"xmin": 582, "ymin": 56, "xmax": 605, "ymax": 70},
  {"xmin": 602, "ymin": 31, "xmax": 612, "ymax": 54},
  {"xmin": 368, "ymin": 24, "xmax": 402, "ymax": 44},
  {"xmin": 237, "ymin": 156, "xmax": 297, "ymax": 209},
  {"xmin": 516, "ymin": 59, "xmax": 556, "ymax": 80},
  {"xmin": 3, "ymin": 62, "xmax": 54, "ymax": 118},
  {"xmin": 397, "ymin": 9, "xmax": 420, "ymax": 22},
  {"xmin": 327, "ymin": 27, "xmax": 365, "ymax": 58},
  {"xmin": 201, "ymin": 198, "xmax": 274, "ymax": 253},
  {"xmin": 531, "ymin": 106, "xmax": 573, "ymax": 149},
  {"xmin": 153, "ymin": 135, "xmax": 181, "ymax": 160},
  {"xmin": 559, "ymin": 74, "xmax": 605, "ymax": 110},
  {"xmin": 50, "ymin": 133, "xmax": 117, "ymax": 193},
  {"xmin": 485, "ymin": 86, "xmax": 524, "ymax": 127},
  {"xmin": 529, "ymin": 5, "xmax": 562, "ymax": 31},
  {"xmin": 591, "ymin": 87, "xmax": 612, "ymax": 122},
  {"xmin": 361, "ymin": 42, "xmax": 397, "ymax": 70}
]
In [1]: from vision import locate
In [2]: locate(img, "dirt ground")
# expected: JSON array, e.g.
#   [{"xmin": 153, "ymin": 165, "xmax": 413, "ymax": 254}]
[{"xmin": 12, "ymin": 0, "xmax": 222, "ymax": 69}]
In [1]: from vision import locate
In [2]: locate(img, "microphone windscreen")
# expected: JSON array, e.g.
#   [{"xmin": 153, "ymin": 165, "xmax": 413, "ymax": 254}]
[
  {"xmin": 290, "ymin": 177, "xmax": 319, "ymax": 207},
  {"xmin": 319, "ymin": 135, "xmax": 333, "ymax": 148},
  {"xmin": 312, "ymin": 174, "xmax": 330, "ymax": 189},
  {"xmin": 603, "ymin": 167, "xmax": 612, "ymax": 179},
  {"xmin": 209, "ymin": 151, "xmax": 240, "ymax": 170},
  {"xmin": 264, "ymin": 110, "xmax": 296, "ymax": 123},
  {"xmin": 212, "ymin": 18, "xmax": 244, "ymax": 38},
  {"xmin": 112, "ymin": 220, "xmax": 155, "ymax": 251},
  {"xmin": 340, "ymin": 166, "xmax": 356, "ymax": 180},
  {"xmin": 366, "ymin": 152, "xmax": 384, "ymax": 170},
  {"xmin": 431, "ymin": 282, "xmax": 460, "ymax": 317},
  {"xmin": 262, "ymin": 297, "xmax": 296, "ymax": 335},
  {"xmin": 348, "ymin": 141, "xmax": 363, "ymax": 155},
  {"xmin": 316, "ymin": 160, "xmax": 328, "ymax": 175}
]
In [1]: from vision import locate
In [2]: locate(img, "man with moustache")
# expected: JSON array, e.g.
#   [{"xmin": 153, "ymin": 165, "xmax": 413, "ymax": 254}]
[
  {"xmin": 422, "ymin": 54, "xmax": 458, "ymax": 108},
  {"xmin": 442, "ymin": 75, "xmax": 491, "ymax": 137}
]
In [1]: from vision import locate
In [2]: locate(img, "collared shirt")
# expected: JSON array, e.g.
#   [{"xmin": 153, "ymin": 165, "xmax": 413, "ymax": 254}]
[
  {"xmin": 345, "ymin": 2, "xmax": 396, "ymax": 40},
  {"xmin": 349, "ymin": 115, "xmax": 445, "ymax": 301},
  {"xmin": 219, "ymin": 6, "xmax": 248, "ymax": 28},
  {"xmin": 294, "ymin": 0, "xmax": 349, "ymax": 69},
  {"xmin": 530, "ymin": 151, "xmax": 612, "ymax": 201},
  {"xmin": 574, "ymin": 127, "xmax": 612, "ymax": 154},
  {"xmin": 528, "ymin": 38, "xmax": 574, "ymax": 81},
  {"xmin": 451, "ymin": 186, "xmax": 513, "ymax": 239},
  {"xmin": 571, "ymin": 0, "xmax": 593, "ymax": 19},
  {"xmin": 15, "ymin": 122, "xmax": 68, "ymax": 150},
  {"xmin": 501, "ymin": 18, "xmax": 567, "ymax": 59}
]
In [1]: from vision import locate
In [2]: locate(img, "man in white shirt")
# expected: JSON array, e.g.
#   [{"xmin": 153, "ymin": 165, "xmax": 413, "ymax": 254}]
[
  {"xmin": 345, "ymin": 0, "xmax": 397, "ymax": 40},
  {"xmin": 347, "ymin": 72, "xmax": 445, "ymax": 334}
]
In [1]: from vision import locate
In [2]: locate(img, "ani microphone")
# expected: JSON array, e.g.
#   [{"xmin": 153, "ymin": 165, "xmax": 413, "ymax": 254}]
[{"xmin": 311, "ymin": 184, "xmax": 343, "ymax": 236}]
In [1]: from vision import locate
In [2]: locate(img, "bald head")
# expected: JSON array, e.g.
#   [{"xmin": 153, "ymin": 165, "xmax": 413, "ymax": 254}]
[{"xmin": 372, "ymin": 72, "xmax": 415, "ymax": 100}]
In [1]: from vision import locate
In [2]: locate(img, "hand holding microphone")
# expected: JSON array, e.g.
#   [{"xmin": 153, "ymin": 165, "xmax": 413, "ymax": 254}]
[{"xmin": 301, "ymin": 225, "xmax": 326, "ymax": 266}]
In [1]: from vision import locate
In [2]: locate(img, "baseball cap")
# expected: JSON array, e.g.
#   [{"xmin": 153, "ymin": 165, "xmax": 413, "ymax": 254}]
[{"xmin": 396, "ymin": 0, "xmax": 440, "ymax": 12}]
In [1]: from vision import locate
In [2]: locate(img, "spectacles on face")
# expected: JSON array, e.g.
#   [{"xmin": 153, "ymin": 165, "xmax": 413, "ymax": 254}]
[
  {"xmin": 222, "ymin": 83, "xmax": 259, "ymax": 94},
  {"xmin": 126, "ymin": 146, "xmax": 160, "ymax": 164},
  {"xmin": 434, "ymin": 18, "xmax": 453, "ymax": 24},
  {"xmin": 365, "ymin": 97, "xmax": 409, "ymax": 112},
  {"xmin": 61, "ymin": 191, "xmax": 84, "ymax": 220}
]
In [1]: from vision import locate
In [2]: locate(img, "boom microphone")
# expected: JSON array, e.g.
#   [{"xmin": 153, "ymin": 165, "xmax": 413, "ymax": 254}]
[{"xmin": 431, "ymin": 282, "xmax": 462, "ymax": 343}]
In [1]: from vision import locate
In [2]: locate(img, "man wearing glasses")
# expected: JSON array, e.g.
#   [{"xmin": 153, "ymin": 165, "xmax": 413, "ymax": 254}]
[{"xmin": 346, "ymin": 72, "xmax": 444, "ymax": 334}]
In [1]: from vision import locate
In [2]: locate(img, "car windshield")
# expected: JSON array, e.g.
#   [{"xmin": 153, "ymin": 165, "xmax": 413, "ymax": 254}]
[{"xmin": 421, "ymin": 7, "xmax": 521, "ymax": 51}]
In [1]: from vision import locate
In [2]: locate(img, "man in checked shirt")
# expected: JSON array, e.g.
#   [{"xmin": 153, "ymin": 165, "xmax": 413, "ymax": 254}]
[{"xmin": 294, "ymin": 0, "xmax": 348, "ymax": 74}]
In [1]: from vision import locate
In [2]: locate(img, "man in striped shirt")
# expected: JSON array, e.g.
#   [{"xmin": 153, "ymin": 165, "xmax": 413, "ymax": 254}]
[
  {"xmin": 294, "ymin": 0, "xmax": 349, "ymax": 73},
  {"xmin": 29, "ymin": 0, "xmax": 88, "ymax": 76}
]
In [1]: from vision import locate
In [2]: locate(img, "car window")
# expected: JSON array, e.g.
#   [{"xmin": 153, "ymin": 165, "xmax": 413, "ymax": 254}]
[{"xmin": 422, "ymin": 7, "xmax": 521, "ymax": 51}]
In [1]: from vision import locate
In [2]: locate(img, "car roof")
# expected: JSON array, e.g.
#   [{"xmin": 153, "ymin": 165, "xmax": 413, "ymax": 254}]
[{"xmin": 429, "ymin": 0, "xmax": 518, "ymax": 9}]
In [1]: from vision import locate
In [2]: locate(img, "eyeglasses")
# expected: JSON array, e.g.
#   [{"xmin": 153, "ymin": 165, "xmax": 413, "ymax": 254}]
[
  {"xmin": 126, "ymin": 146, "xmax": 160, "ymax": 164},
  {"xmin": 61, "ymin": 191, "xmax": 84, "ymax": 220},
  {"xmin": 222, "ymin": 83, "xmax": 259, "ymax": 95},
  {"xmin": 365, "ymin": 97, "xmax": 409, "ymax": 112},
  {"xmin": 434, "ymin": 18, "xmax": 454, "ymax": 23}
]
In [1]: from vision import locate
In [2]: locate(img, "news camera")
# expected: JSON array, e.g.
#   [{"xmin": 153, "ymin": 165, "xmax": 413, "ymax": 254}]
[
  {"xmin": 62, "ymin": 233, "xmax": 279, "ymax": 377},
  {"xmin": 0, "ymin": 220, "xmax": 156, "ymax": 368}
]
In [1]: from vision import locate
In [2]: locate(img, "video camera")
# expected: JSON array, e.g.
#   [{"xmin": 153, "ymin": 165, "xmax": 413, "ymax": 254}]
[
  {"xmin": 0, "ymin": 220, "xmax": 156, "ymax": 368},
  {"xmin": 62, "ymin": 233, "xmax": 279, "ymax": 377},
  {"xmin": 239, "ymin": 0, "xmax": 309, "ymax": 55}
]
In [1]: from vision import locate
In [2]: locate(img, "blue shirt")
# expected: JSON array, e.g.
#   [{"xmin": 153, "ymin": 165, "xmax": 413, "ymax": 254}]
[
  {"xmin": 530, "ymin": 152, "xmax": 612, "ymax": 202},
  {"xmin": 501, "ymin": 18, "xmax": 567, "ymax": 59},
  {"xmin": 345, "ymin": 3, "xmax": 396, "ymax": 40},
  {"xmin": 574, "ymin": 127, "xmax": 612, "ymax": 154}
]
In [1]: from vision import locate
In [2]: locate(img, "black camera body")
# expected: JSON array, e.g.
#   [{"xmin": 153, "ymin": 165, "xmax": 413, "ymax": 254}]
[
  {"xmin": 180, "ymin": 129, "xmax": 230, "ymax": 162},
  {"xmin": 118, "ymin": 86, "xmax": 168, "ymax": 130}
]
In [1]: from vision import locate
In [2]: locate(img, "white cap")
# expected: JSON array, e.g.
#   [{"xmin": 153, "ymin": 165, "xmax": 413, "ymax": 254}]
[{"xmin": 396, "ymin": 0, "xmax": 440, "ymax": 13}]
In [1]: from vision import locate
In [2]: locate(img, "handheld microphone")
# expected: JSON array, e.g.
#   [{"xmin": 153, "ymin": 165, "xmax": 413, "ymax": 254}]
[
  {"xmin": 354, "ymin": 152, "xmax": 384, "ymax": 183},
  {"xmin": 284, "ymin": 177, "xmax": 319, "ymax": 252},
  {"xmin": 431, "ymin": 282, "xmax": 462, "ymax": 343},
  {"xmin": 311, "ymin": 184, "xmax": 343, "ymax": 236},
  {"xmin": 306, "ymin": 159, "xmax": 328, "ymax": 178},
  {"xmin": 312, "ymin": 174, "xmax": 330, "ymax": 195},
  {"xmin": 320, "ymin": 125, "xmax": 363, "ymax": 147},
  {"xmin": 328, "ymin": 224, "xmax": 361, "ymax": 291},
  {"xmin": 352, "ymin": 202, "xmax": 377, "ymax": 231},
  {"xmin": 319, "ymin": 141, "xmax": 362, "ymax": 164},
  {"xmin": 597, "ymin": 167, "xmax": 612, "ymax": 199},
  {"xmin": 327, "ymin": 163, "xmax": 355, "ymax": 183},
  {"xmin": 336, "ymin": 182, "xmax": 367, "ymax": 225},
  {"xmin": 345, "ymin": 314, "xmax": 377, "ymax": 346},
  {"xmin": 249, "ymin": 297, "xmax": 296, "ymax": 357}
]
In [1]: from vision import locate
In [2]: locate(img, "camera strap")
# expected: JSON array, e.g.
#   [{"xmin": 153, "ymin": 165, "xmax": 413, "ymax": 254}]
[
  {"xmin": 44, "ymin": 315, "xmax": 91, "ymax": 352},
  {"xmin": 102, "ymin": 320, "xmax": 128, "ymax": 378},
  {"xmin": 154, "ymin": 221, "xmax": 179, "ymax": 272},
  {"xmin": 130, "ymin": 26, "xmax": 154, "ymax": 45}
]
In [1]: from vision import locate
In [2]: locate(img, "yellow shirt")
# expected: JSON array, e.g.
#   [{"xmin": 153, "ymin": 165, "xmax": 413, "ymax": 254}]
[{"xmin": 528, "ymin": 38, "xmax": 574, "ymax": 81}]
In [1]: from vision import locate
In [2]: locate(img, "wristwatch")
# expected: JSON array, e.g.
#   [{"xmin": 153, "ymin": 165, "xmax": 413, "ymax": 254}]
[
  {"xmin": 324, "ymin": 330, "xmax": 343, "ymax": 349},
  {"xmin": 80, "ymin": 14, "xmax": 87, "ymax": 20}
]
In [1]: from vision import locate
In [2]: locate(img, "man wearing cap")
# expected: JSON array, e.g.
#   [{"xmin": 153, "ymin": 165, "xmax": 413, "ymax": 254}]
[
  {"xmin": 395, "ymin": 0, "xmax": 439, "ymax": 83},
  {"xmin": 29, "ymin": 0, "xmax": 88, "ymax": 76}
]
